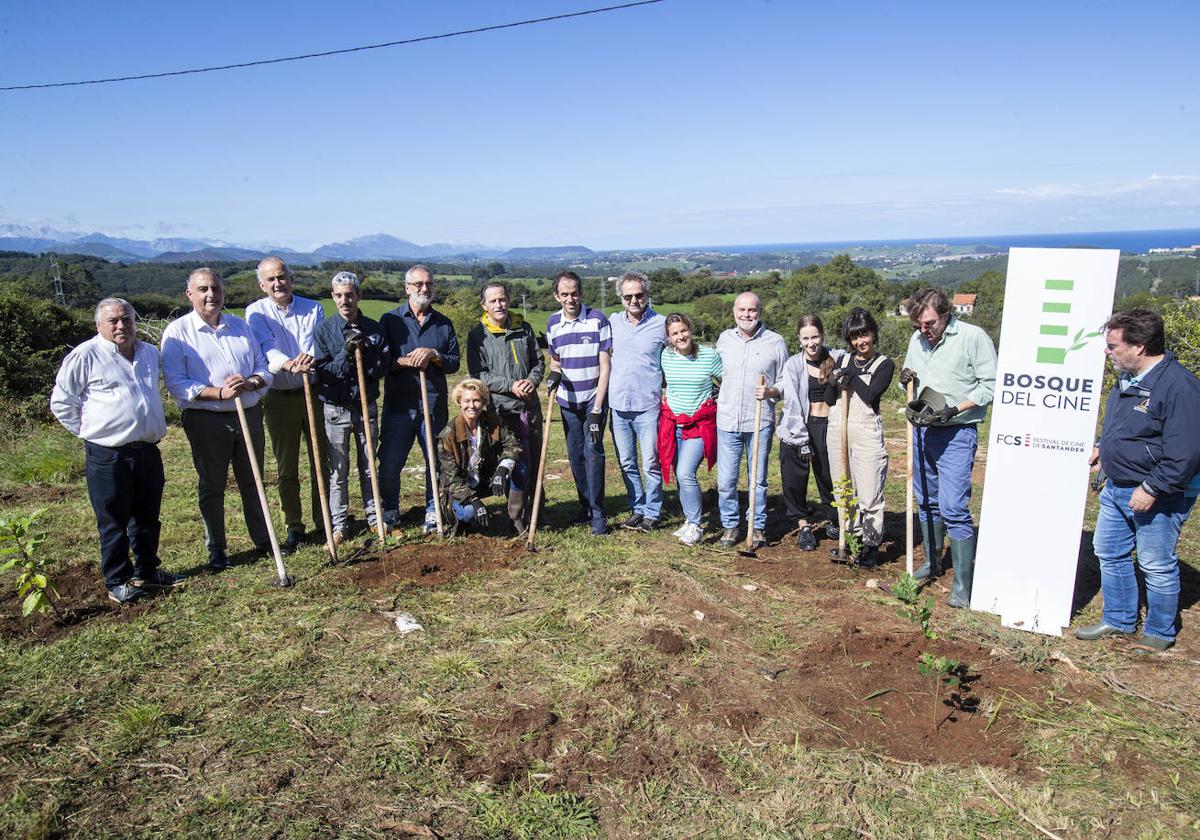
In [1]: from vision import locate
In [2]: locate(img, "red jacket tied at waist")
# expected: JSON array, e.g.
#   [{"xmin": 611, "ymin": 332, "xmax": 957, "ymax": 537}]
[{"xmin": 657, "ymin": 398, "xmax": 717, "ymax": 486}]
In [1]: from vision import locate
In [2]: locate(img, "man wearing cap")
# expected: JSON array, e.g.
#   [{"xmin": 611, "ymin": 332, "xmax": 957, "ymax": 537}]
[
  {"xmin": 313, "ymin": 272, "xmax": 391, "ymax": 542},
  {"xmin": 246, "ymin": 256, "xmax": 326, "ymax": 553},
  {"xmin": 379, "ymin": 265, "xmax": 461, "ymax": 533},
  {"xmin": 161, "ymin": 268, "xmax": 274, "ymax": 571},
  {"xmin": 608, "ymin": 271, "xmax": 667, "ymax": 532},
  {"xmin": 51, "ymin": 298, "xmax": 180, "ymax": 604},
  {"xmin": 900, "ymin": 287, "xmax": 997, "ymax": 608},
  {"xmin": 466, "ymin": 280, "xmax": 544, "ymax": 534},
  {"xmin": 1075, "ymin": 309, "xmax": 1200, "ymax": 653}
]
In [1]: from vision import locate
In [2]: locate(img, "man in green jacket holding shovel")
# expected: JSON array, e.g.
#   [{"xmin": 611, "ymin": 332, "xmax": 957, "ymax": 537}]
[{"xmin": 466, "ymin": 280, "xmax": 546, "ymax": 535}]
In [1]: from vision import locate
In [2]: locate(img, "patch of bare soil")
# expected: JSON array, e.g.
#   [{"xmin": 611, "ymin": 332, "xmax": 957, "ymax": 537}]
[
  {"xmin": 337, "ymin": 536, "xmax": 525, "ymax": 589},
  {"xmin": 0, "ymin": 562, "xmax": 156, "ymax": 642},
  {"xmin": 0, "ymin": 484, "xmax": 77, "ymax": 506}
]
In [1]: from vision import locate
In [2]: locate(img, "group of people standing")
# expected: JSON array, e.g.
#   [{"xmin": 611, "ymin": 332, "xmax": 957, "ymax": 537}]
[{"xmin": 48, "ymin": 259, "xmax": 1200, "ymax": 653}]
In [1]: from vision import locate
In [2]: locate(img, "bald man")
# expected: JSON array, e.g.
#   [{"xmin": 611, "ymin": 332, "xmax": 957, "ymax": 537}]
[
  {"xmin": 714, "ymin": 292, "xmax": 788, "ymax": 549},
  {"xmin": 161, "ymin": 268, "xmax": 273, "ymax": 571},
  {"xmin": 246, "ymin": 256, "xmax": 326, "ymax": 552}
]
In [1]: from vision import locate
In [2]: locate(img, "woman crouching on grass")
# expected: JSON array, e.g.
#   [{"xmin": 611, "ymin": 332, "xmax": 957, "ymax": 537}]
[
  {"xmin": 436, "ymin": 378, "xmax": 525, "ymax": 537},
  {"xmin": 779, "ymin": 314, "xmax": 844, "ymax": 552},
  {"xmin": 826, "ymin": 308, "xmax": 895, "ymax": 567},
  {"xmin": 657, "ymin": 313, "xmax": 722, "ymax": 546}
]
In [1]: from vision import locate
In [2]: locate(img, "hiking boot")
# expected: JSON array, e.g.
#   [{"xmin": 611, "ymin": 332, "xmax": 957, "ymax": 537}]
[
  {"xmin": 621, "ymin": 513, "xmax": 645, "ymax": 531},
  {"xmin": 332, "ymin": 530, "xmax": 347, "ymax": 546},
  {"xmin": 632, "ymin": 518, "xmax": 657, "ymax": 533},
  {"xmin": 1073, "ymin": 622, "xmax": 1133, "ymax": 641},
  {"xmin": 108, "ymin": 582, "xmax": 147, "ymax": 604},
  {"xmin": 796, "ymin": 526, "xmax": 817, "ymax": 552},
  {"xmin": 824, "ymin": 523, "xmax": 839, "ymax": 541},
  {"xmin": 719, "ymin": 527, "xmax": 739, "ymax": 549},
  {"xmin": 678, "ymin": 523, "xmax": 703, "ymax": 546},
  {"xmin": 854, "ymin": 544, "xmax": 880, "ymax": 569},
  {"xmin": 134, "ymin": 569, "xmax": 185, "ymax": 589},
  {"xmin": 750, "ymin": 529, "xmax": 766, "ymax": 549}
]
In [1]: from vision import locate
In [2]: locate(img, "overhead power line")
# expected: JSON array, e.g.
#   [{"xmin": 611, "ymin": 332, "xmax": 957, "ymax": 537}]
[{"xmin": 0, "ymin": 0, "xmax": 664, "ymax": 92}]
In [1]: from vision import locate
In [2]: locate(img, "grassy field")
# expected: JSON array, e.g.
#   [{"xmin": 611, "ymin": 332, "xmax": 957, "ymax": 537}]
[{"xmin": 2, "ymin": 390, "xmax": 1199, "ymax": 838}]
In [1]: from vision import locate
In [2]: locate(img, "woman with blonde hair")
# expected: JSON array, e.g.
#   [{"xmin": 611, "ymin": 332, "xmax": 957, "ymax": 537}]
[{"xmin": 436, "ymin": 378, "xmax": 524, "ymax": 535}]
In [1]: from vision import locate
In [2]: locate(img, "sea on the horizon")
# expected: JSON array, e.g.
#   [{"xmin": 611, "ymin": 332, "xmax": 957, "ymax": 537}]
[{"xmin": 702, "ymin": 228, "xmax": 1200, "ymax": 255}]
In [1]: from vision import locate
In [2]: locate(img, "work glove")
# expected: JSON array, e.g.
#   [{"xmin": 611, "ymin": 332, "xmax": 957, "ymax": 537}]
[
  {"xmin": 587, "ymin": 410, "xmax": 604, "ymax": 445},
  {"xmin": 898, "ymin": 368, "xmax": 918, "ymax": 387},
  {"xmin": 490, "ymin": 465, "xmax": 511, "ymax": 499},
  {"xmin": 833, "ymin": 366, "xmax": 856, "ymax": 389},
  {"xmin": 1091, "ymin": 466, "xmax": 1108, "ymax": 493},
  {"xmin": 344, "ymin": 326, "xmax": 365, "ymax": 353},
  {"xmin": 470, "ymin": 499, "xmax": 490, "ymax": 528},
  {"xmin": 545, "ymin": 371, "xmax": 562, "ymax": 393},
  {"xmin": 930, "ymin": 405, "xmax": 960, "ymax": 424},
  {"xmin": 799, "ymin": 443, "xmax": 812, "ymax": 464}
]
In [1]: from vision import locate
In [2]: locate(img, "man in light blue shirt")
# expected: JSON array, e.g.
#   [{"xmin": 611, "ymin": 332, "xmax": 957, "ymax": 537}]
[
  {"xmin": 608, "ymin": 271, "xmax": 666, "ymax": 531},
  {"xmin": 162, "ymin": 268, "xmax": 273, "ymax": 571},
  {"xmin": 246, "ymin": 256, "xmax": 326, "ymax": 552}
]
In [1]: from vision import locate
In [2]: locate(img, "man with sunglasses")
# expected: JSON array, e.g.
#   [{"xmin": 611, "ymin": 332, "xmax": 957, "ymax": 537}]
[
  {"xmin": 608, "ymin": 271, "xmax": 666, "ymax": 532},
  {"xmin": 379, "ymin": 265, "xmax": 461, "ymax": 533}
]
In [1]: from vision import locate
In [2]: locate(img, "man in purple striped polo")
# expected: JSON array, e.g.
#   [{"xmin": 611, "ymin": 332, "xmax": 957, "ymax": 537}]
[{"xmin": 545, "ymin": 271, "xmax": 612, "ymax": 535}]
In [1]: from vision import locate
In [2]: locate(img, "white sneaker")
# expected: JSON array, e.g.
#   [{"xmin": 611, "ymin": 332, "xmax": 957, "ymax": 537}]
[
  {"xmin": 671, "ymin": 524, "xmax": 687, "ymax": 538},
  {"xmin": 678, "ymin": 523, "xmax": 703, "ymax": 546}
]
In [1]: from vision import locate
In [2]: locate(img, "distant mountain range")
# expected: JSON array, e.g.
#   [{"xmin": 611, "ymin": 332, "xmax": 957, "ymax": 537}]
[{"xmin": 0, "ymin": 225, "xmax": 542, "ymax": 265}]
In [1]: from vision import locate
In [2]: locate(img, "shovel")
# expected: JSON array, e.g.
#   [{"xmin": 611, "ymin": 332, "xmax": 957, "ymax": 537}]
[
  {"xmin": 302, "ymin": 374, "xmax": 337, "ymax": 562},
  {"xmin": 906, "ymin": 379, "xmax": 915, "ymax": 575},
  {"xmin": 830, "ymin": 378, "xmax": 852, "ymax": 562},
  {"xmin": 738, "ymin": 374, "xmax": 767, "ymax": 558},
  {"xmin": 525, "ymin": 387, "xmax": 558, "ymax": 552},
  {"xmin": 355, "ymin": 347, "xmax": 387, "ymax": 542},
  {"xmin": 419, "ymin": 368, "xmax": 445, "ymax": 536},
  {"xmin": 233, "ymin": 395, "xmax": 293, "ymax": 588}
]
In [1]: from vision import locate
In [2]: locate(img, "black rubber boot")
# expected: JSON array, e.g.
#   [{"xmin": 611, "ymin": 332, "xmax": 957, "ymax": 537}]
[
  {"xmin": 913, "ymin": 518, "xmax": 945, "ymax": 580},
  {"xmin": 948, "ymin": 535, "xmax": 976, "ymax": 609}
]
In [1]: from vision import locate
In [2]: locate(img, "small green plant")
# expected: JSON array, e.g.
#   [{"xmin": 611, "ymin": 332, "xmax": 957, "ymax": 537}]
[
  {"xmin": 831, "ymin": 476, "xmax": 861, "ymax": 559},
  {"xmin": 0, "ymin": 507, "xmax": 60, "ymax": 618},
  {"xmin": 892, "ymin": 572, "xmax": 936, "ymax": 640},
  {"xmin": 918, "ymin": 651, "xmax": 963, "ymax": 730}
]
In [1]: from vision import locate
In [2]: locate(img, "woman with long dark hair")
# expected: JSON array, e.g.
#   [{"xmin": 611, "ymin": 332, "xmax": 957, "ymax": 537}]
[
  {"xmin": 778, "ymin": 314, "xmax": 844, "ymax": 550},
  {"xmin": 826, "ymin": 307, "xmax": 894, "ymax": 567},
  {"xmin": 657, "ymin": 313, "xmax": 722, "ymax": 546}
]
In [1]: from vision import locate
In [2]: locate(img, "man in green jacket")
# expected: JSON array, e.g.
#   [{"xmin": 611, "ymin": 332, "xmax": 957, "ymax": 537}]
[{"xmin": 466, "ymin": 281, "xmax": 545, "ymax": 534}]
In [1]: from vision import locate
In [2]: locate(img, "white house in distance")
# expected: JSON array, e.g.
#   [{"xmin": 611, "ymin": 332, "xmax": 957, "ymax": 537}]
[{"xmin": 953, "ymin": 293, "xmax": 976, "ymax": 315}]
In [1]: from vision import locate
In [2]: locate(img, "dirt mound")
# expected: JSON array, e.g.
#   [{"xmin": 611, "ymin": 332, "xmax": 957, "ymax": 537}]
[
  {"xmin": 337, "ymin": 537, "xmax": 524, "ymax": 589},
  {"xmin": 788, "ymin": 626, "xmax": 1047, "ymax": 768},
  {"xmin": 642, "ymin": 628, "xmax": 688, "ymax": 655},
  {"xmin": 0, "ymin": 562, "xmax": 156, "ymax": 643}
]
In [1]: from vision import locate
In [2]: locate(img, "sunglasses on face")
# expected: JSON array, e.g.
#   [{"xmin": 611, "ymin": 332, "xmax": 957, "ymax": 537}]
[{"xmin": 622, "ymin": 293, "xmax": 646, "ymax": 302}]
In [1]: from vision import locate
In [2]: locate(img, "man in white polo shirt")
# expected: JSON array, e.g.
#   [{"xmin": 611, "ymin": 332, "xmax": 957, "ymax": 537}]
[
  {"xmin": 246, "ymin": 256, "xmax": 326, "ymax": 553},
  {"xmin": 161, "ymin": 268, "xmax": 274, "ymax": 572},
  {"xmin": 51, "ymin": 298, "xmax": 179, "ymax": 604},
  {"xmin": 545, "ymin": 270, "xmax": 612, "ymax": 535}
]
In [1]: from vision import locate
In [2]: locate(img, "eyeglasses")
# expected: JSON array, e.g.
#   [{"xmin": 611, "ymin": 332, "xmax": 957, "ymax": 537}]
[
  {"xmin": 622, "ymin": 293, "xmax": 646, "ymax": 302},
  {"xmin": 406, "ymin": 281, "xmax": 433, "ymax": 288}
]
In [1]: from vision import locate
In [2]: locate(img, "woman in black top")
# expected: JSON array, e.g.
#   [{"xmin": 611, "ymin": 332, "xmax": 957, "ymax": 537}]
[{"xmin": 827, "ymin": 308, "xmax": 895, "ymax": 566}]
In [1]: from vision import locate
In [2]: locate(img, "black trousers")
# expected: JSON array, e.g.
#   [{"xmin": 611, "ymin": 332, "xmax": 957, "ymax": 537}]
[
  {"xmin": 84, "ymin": 441, "xmax": 165, "ymax": 588},
  {"xmin": 181, "ymin": 407, "xmax": 270, "ymax": 555},
  {"xmin": 779, "ymin": 415, "xmax": 835, "ymax": 524}
]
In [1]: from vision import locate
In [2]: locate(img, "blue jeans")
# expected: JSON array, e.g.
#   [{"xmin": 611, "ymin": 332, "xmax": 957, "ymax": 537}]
[
  {"xmin": 378, "ymin": 407, "xmax": 444, "ymax": 517},
  {"xmin": 1093, "ymin": 483, "xmax": 1196, "ymax": 642},
  {"xmin": 913, "ymin": 424, "xmax": 978, "ymax": 540},
  {"xmin": 449, "ymin": 463, "xmax": 529, "ymax": 523},
  {"xmin": 560, "ymin": 403, "xmax": 606, "ymax": 522},
  {"xmin": 674, "ymin": 427, "xmax": 706, "ymax": 525},
  {"xmin": 717, "ymin": 426, "xmax": 773, "ymax": 530},
  {"xmin": 611, "ymin": 408, "xmax": 664, "ymax": 520}
]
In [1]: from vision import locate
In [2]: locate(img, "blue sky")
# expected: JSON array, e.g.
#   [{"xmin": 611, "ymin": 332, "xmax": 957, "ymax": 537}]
[{"xmin": 1, "ymin": 0, "xmax": 1197, "ymax": 250}]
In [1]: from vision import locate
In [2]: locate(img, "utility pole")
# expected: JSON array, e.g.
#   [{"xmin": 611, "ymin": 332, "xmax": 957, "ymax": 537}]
[{"xmin": 49, "ymin": 252, "xmax": 67, "ymax": 307}]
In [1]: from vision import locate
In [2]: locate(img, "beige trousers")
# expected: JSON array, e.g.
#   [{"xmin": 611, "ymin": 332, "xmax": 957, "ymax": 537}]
[{"xmin": 827, "ymin": 372, "xmax": 889, "ymax": 547}]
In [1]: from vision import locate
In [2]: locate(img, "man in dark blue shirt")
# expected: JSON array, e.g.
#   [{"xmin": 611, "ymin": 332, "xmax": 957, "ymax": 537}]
[
  {"xmin": 1076, "ymin": 310, "xmax": 1200, "ymax": 653},
  {"xmin": 378, "ymin": 265, "xmax": 461, "ymax": 532},
  {"xmin": 313, "ymin": 272, "xmax": 391, "ymax": 542}
]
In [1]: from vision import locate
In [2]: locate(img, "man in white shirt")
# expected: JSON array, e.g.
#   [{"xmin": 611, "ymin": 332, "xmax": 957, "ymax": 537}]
[
  {"xmin": 51, "ymin": 298, "xmax": 180, "ymax": 604},
  {"xmin": 161, "ymin": 268, "xmax": 273, "ymax": 572},
  {"xmin": 246, "ymin": 256, "xmax": 326, "ymax": 553}
]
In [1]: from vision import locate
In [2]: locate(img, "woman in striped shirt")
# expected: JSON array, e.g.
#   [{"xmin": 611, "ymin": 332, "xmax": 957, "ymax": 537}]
[{"xmin": 657, "ymin": 313, "xmax": 723, "ymax": 546}]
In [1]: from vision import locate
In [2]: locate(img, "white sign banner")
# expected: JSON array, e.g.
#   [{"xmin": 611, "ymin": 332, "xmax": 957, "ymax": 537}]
[{"xmin": 972, "ymin": 247, "xmax": 1119, "ymax": 635}]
